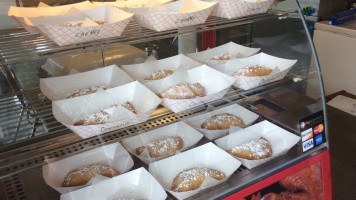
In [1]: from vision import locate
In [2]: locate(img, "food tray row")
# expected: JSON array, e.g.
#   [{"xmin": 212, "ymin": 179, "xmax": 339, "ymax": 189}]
[
  {"xmin": 44, "ymin": 120, "xmax": 299, "ymax": 200},
  {"xmin": 8, "ymin": 0, "xmax": 275, "ymax": 45}
]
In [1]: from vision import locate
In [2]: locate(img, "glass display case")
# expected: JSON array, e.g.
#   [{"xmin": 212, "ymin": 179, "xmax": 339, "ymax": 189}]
[{"xmin": 0, "ymin": 0, "xmax": 331, "ymax": 199}]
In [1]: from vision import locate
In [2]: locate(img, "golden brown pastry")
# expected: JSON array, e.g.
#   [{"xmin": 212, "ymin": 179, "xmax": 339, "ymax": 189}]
[
  {"xmin": 145, "ymin": 69, "xmax": 174, "ymax": 80},
  {"xmin": 233, "ymin": 65, "xmax": 273, "ymax": 77},
  {"xmin": 171, "ymin": 168, "xmax": 225, "ymax": 192},
  {"xmin": 209, "ymin": 53, "xmax": 231, "ymax": 61},
  {"xmin": 227, "ymin": 137, "xmax": 272, "ymax": 160},
  {"xmin": 136, "ymin": 136, "xmax": 183, "ymax": 157},
  {"xmin": 67, "ymin": 86, "xmax": 108, "ymax": 98},
  {"xmin": 200, "ymin": 113, "xmax": 245, "ymax": 130},
  {"xmin": 62, "ymin": 164, "xmax": 119, "ymax": 187},
  {"xmin": 158, "ymin": 82, "xmax": 206, "ymax": 99},
  {"xmin": 74, "ymin": 102, "xmax": 135, "ymax": 125}
]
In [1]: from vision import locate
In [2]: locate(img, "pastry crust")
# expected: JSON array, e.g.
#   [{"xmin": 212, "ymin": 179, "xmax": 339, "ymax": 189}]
[
  {"xmin": 200, "ymin": 113, "xmax": 245, "ymax": 130},
  {"xmin": 227, "ymin": 137, "xmax": 272, "ymax": 160},
  {"xmin": 171, "ymin": 168, "xmax": 225, "ymax": 192},
  {"xmin": 74, "ymin": 102, "xmax": 136, "ymax": 125},
  {"xmin": 62, "ymin": 164, "xmax": 119, "ymax": 187},
  {"xmin": 158, "ymin": 83, "xmax": 206, "ymax": 99},
  {"xmin": 136, "ymin": 136, "xmax": 184, "ymax": 157},
  {"xmin": 145, "ymin": 69, "xmax": 174, "ymax": 80},
  {"xmin": 233, "ymin": 65, "xmax": 273, "ymax": 77},
  {"xmin": 67, "ymin": 86, "xmax": 107, "ymax": 98}
]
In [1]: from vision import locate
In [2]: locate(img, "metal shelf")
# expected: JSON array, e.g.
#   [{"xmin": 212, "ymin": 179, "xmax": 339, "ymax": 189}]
[{"xmin": 0, "ymin": 11, "xmax": 285, "ymax": 67}]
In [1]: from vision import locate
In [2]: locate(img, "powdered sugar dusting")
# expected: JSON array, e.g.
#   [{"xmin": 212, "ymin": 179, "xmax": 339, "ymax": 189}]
[
  {"xmin": 234, "ymin": 65, "xmax": 272, "ymax": 77},
  {"xmin": 63, "ymin": 164, "xmax": 118, "ymax": 186},
  {"xmin": 159, "ymin": 83, "xmax": 206, "ymax": 99},
  {"xmin": 137, "ymin": 137, "xmax": 183, "ymax": 157},
  {"xmin": 231, "ymin": 137, "xmax": 272, "ymax": 160},
  {"xmin": 172, "ymin": 168, "xmax": 225, "ymax": 192},
  {"xmin": 74, "ymin": 104, "xmax": 118, "ymax": 125},
  {"xmin": 145, "ymin": 69, "xmax": 174, "ymax": 80},
  {"xmin": 209, "ymin": 53, "xmax": 231, "ymax": 61},
  {"xmin": 201, "ymin": 113, "xmax": 244, "ymax": 129},
  {"xmin": 67, "ymin": 85, "xmax": 107, "ymax": 98}
]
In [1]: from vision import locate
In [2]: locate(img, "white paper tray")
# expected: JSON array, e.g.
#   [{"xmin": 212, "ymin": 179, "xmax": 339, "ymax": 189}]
[
  {"xmin": 127, "ymin": 0, "xmax": 217, "ymax": 31},
  {"xmin": 214, "ymin": 52, "xmax": 297, "ymax": 90},
  {"xmin": 52, "ymin": 81, "xmax": 161, "ymax": 138},
  {"xmin": 8, "ymin": 1, "xmax": 97, "ymax": 33},
  {"xmin": 40, "ymin": 64, "xmax": 134, "ymax": 101},
  {"xmin": 121, "ymin": 54, "xmax": 202, "ymax": 82},
  {"xmin": 214, "ymin": 120, "xmax": 300, "ymax": 169},
  {"xmin": 122, "ymin": 121, "xmax": 204, "ymax": 164},
  {"xmin": 60, "ymin": 167, "xmax": 167, "ymax": 200},
  {"xmin": 43, "ymin": 142, "xmax": 134, "ymax": 194},
  {"xmin": 149, "ymin": 142, "xmax": 241, "ymax": 199},
  {"xmin": 144, "ymin": 65, "xmax": 235, "ymax": 113},
  {"xmin": 184, "ymin": 104, "xmax": 259, "ymax": 140},
  {"xmin": 185, "ymin": 42, "xmax": 260, "ymax": 66},
  {"xmin": 24, "ymin": 5, "xmax": 133, "ymax": 46},
  {"xmin": 207, "ymin": 0, "xmax": 275, "ymax": 19}
]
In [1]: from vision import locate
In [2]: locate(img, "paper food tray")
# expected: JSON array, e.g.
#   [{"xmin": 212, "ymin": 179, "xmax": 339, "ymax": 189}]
[
  {"xmin": 52, "ymin": 81, "xmax": 161, "ymax": 138},
  {"xmin": 40, "ymin": 64, "xmax": 134, "ymax": 101},
  {"xmin": 207, "ymin": 0, "xmax": 275, "ymax": 19},
  {"xmin": 184, "ymin": 104, "xmax": 259, "ymax": 140},
  {"xmin": 43, "ymin": 142, "xmax": 134, "ymax": 194},
  {"xmin": 185, "ymin": 42, "xmax": 260, "ymax": 67},
  {"xmin": 8, "ymin": 1, "xmax": 98, "ymax": 33},
  {"xmin": 214, "ymin": 120, "xmax": 300, "ymax": 169},
  {"xmin": 149, "ymin": 142, "xmax": 241, "ymax": 199},
  {"xmin": 127, "ymin": 0, "xmax": 217, "ymax": 31},
  {"xmin": 214, "ymin": 52, "xmax": 297, "ymax": 90},
  {"xmin": 60, "ymin": 167, "xmax": 167, "ymax": 200},
  {"xmin": 122, "ymin": 121, "xmax": 204, "ymax": 164},
  {"xmin": 103, "ymin": 0, "xmax": 173, "ymax": 9},
  {"xmin": 144, "ymin": 65, "xmax": 235, "ymax": 113},
  {"xmin": 121, "ymin": 54, "xmax": 202, "ymax": 83},
  {"xmin": 24, "ymin": 5, "xmax": 133, "ymax": 46}
]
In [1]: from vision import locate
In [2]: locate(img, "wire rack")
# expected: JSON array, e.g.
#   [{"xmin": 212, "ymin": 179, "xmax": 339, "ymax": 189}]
[{"xmin": 0, "ymin": 12, "xmax": 285, "ymax": 66}]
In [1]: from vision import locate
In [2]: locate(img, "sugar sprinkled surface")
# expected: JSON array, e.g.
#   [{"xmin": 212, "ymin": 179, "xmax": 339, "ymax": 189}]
[
  {"xmin": 231, "ymin": 137, "xmax": 272, "ymax": 159},
  {"xmin": 234, "ymin": 65, "xmax": 272, "ymax": 77},
  {"xmin": 159, "ymin": 83, "xmax": 205, "ymax": 99},
  {"xmin": 201, "ymin": 113, "xmax": 244, "ymax": 129},
  {"xmin": 145, "ymin": 69, "xmax": 174, "ymax": 80},
  {"xmin": 137, "ymin": 137, "xmax": 183, "ymax": 157},
  {"xmin": 172, "ymin": 168, "xmax": 225, "ymax": 192},
  {"xmin": 67, "ymin": 85, "xmax": 107, "ymax": 98},
  {"xmin": 63, "ymin": 164, "xmax": 118, "ymax": 186},
  {"xmin": 209, "ymin": 53, "xmax": 232, "ymax": 61}
]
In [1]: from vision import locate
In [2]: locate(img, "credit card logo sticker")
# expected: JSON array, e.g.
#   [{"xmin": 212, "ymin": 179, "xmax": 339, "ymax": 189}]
[
  {"xmin": 301, "ymin": 128, "xmax": 313, "ymax": 142},
  {"xmin": 303, "ymin": 138, "xmax": 314, "ymax": 152},
  {"xmin": 315, "ymin": 134, "xmax": 323, "ymax": 145},
  {"xmin": 313, "ymin": 124, "xmax": 324, "ymax": 135}
]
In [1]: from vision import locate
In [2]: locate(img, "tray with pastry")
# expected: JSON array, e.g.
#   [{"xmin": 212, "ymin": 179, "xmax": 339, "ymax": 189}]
[
  {"xmin": 121, "ymin": 54, "xmax": 202, "ymax": 83},
  {"xmin": 60, "ymin": 167, "xmax": 167, "ymax": 200},
  {"xmin": 214, "ymin": 120, "xmax": 300, "ymax": 169},
  {"xmin": 205, "ymin": 0, "xmax": 275, "ymax": 19},
  {"xmin": 40, "ymin": 64, "xmax": 133, "ymax": 101},
  {"xmin": 43, "ymin": 142, "xmax": 134, "ymax": 194},
  {"xmin": 185, "ymin": 41, "xmax": 260, "ymax": 67},
  {"xmin": 148, "ymin": 142, "xmax": 241, "ymax": 199},
  {"xmin": 214, "ymin": 52, "xmax": 298, "ymax": 90},
  {"xmin": 144, "ymin": 65, "xmax": 235, "ymax": 113},
  {"xmin": 23, "ymin": 4, "xmax": 133, "ymax": 46},
  {"xmin": 126, "ymin": 0, "xmax": 217, "ymax": 32},
  {"xmin": 122, "ymin": 121, "xmax": 203, "ymax": 164},
  {"xmin": 52, "ymin": 81, "xmax": 161, "ymax": 138},
  {"xmin": 184, "ymin": 103, "xmax": 260, "ymax": 140}
]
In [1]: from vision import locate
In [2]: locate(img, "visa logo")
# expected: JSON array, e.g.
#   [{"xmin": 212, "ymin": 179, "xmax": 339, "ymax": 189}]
[{"xmin": 303, "ymin": 138, "xmax": 314, "ymax": 152}]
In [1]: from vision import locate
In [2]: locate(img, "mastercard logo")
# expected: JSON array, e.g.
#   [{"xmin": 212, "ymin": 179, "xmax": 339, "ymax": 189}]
[{"xmin": 314, "ymin": 124, "xmax": 324, "ymax": 135}]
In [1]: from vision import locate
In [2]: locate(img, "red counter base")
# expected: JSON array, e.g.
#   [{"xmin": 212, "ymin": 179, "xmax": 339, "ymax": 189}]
[{"xmin": 224, "ymin": 150, "xmax": 332, "ymax": 200}]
